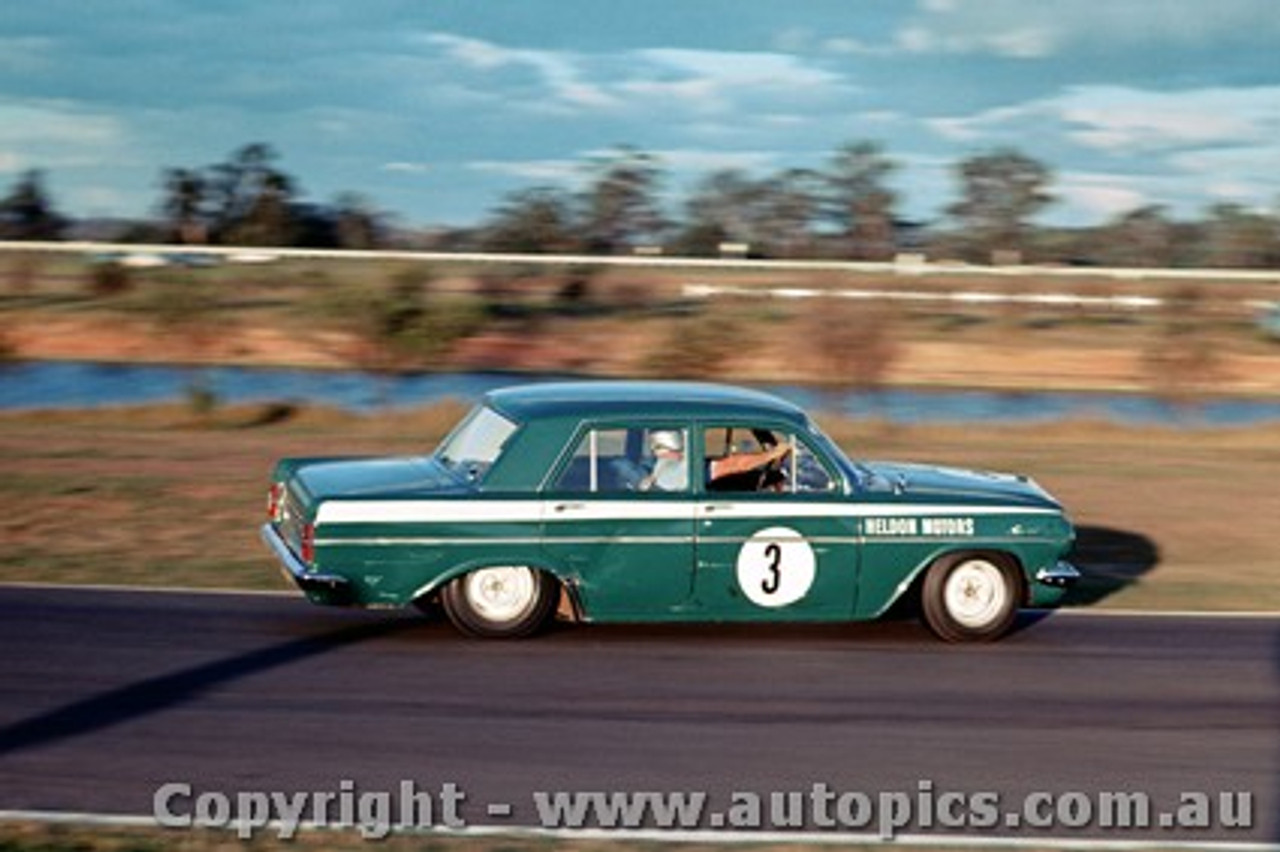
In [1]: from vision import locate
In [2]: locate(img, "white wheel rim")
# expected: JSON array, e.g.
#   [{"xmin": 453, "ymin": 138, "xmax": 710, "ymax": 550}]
[
  {"xmin": 464, "ymin": 566, "xmax": 537, "ymax": 623},
  {"xmin": 943, "ymin": 560, "xmax": 1008, "ymax": 628}
]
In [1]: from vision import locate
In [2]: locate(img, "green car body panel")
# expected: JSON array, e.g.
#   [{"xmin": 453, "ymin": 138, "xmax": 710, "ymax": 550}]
[{"xmin": 262, "ymin": 381, "xmax": 1077, "ymax": 634}]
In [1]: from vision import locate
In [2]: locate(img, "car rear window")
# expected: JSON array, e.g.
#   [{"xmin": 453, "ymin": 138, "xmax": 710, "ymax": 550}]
[{"xmin": 435, "ymin": 405, "xmax": 518, "ymax": 480}]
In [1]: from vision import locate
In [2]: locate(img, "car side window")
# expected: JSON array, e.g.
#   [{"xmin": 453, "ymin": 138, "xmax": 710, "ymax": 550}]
[
  {"xmin": 554, "ymin": 427, "xmax": 689, "ymax": 494},
  {"xmin": 703, "ymin": 426, "xmax": 835, "ymax": 495}
]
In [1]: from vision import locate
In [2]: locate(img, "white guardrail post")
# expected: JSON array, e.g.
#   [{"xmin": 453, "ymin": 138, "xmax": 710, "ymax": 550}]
[{"xmin": 2, "ymin": 241, "xmax": 1277, "ymax": 313}]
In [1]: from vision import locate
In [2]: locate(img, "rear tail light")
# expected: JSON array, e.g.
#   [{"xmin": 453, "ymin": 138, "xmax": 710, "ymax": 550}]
[
  {"xmin": 300, "ymin": 523, "xmax": 316, "ymax": 564},
  {"xmin": 267, "ymin": 483, "xmax": 285, "ymax": 521}
]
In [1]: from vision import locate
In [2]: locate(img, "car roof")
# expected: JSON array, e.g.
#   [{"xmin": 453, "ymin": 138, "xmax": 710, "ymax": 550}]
[{"xmin": 485, "ymin": 380, "xmax": 810, "ymax": 425}]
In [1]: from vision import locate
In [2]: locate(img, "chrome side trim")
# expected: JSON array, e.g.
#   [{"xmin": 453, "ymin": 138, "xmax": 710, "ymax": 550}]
[
  {"xmin": 1035, "ymin": 560, "xmax": 1081, "ymax": 587},
  {"xmin": 259, "ymin": 523, "xmax": 350, "ymax": 592}
]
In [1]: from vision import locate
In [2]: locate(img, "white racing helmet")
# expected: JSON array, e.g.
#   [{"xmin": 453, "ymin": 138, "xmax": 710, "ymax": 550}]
[{"xmin": 649, "ymin": 429, "xmax": 684, "ymax": 453}]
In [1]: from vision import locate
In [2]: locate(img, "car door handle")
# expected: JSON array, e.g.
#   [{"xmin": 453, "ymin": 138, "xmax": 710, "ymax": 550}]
[
  {"xmin": 702, "ymin": 503, "xmax": 735, "ymax": 514},
  {"xmin": 553, "ymin": 502, "xmax": 585, "ymax": 513}
]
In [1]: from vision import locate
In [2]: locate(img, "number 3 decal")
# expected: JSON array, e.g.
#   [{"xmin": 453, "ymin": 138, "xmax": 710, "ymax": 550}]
[
  {"xmin": 736, "ymin": 527, "xmax": 816, "ymax": 608},
  {"xmin": 762, "ymin": 543, "xmax": 783, "ymax": 595}
]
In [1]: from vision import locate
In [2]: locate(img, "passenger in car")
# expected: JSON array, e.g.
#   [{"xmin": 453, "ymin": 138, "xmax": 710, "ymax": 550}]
[{"xmin": 639, "ymin": 430, "xmax": 689, "ymax": 491}]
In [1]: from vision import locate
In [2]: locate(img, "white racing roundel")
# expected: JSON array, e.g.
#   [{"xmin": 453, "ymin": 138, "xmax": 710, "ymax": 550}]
[{"xmin": 735, "ymin": 526, "xmax": 816, "ymax": 608}]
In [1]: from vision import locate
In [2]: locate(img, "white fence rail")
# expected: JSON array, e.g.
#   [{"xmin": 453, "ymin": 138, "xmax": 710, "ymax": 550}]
[
  {"xmin": 3, "ymin": 240, "xmax": 1280, "ymax": 283},
  {"xmin": 4, "ymin": 241, "xmax": 1279, "ymax": 313}
]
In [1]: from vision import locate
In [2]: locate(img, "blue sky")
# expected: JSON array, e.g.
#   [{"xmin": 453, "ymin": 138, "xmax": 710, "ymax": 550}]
[{"xmin": 2, "ymin": 1, "xmax": 1279, "ymax": 229}]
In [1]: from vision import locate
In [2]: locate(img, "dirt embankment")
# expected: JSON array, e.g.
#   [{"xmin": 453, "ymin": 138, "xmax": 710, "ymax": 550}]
[{"xmin": 7, "ymin": 312, "xmax": 1280, "ymax": 396}]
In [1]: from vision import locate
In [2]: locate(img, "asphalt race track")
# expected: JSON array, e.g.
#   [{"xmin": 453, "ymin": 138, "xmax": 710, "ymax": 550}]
[{"xmin": 0, "ymin": 585, "xmax": 1276, "ymax": 844}]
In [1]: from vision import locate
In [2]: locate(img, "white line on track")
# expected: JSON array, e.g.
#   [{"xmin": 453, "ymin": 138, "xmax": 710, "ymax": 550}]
[
  {"xmin": 0, "ymin": 580, "xmax": 292, "ymax": 597},
  {"xmin": 1, "ymin": 581, "xmax": 1277, "ymax": 619},
  {"xmin": 1, "ymin": 811, "xmax": 1277, "ymax": 851}
]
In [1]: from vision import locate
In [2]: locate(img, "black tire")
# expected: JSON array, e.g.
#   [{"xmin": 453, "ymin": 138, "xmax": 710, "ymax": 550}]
[
  {"xmin": 440, "ymin": 566, "xmax": 558, "ymax": 639},
  {"xmin": 920, "ymin": 554, "xmax": 1020, "ymax": 642},
  {"xmin": 411, "ymin": 593, "xmax": 444, "ymax": 620}
]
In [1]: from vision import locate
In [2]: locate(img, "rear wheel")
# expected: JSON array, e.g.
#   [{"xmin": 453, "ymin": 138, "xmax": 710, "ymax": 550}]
[
  {"xmin": 441, "ymin": 566, "xmax": 558, "ymax": 638},
  {"xmin": 920, "ymin": 554, "xmax": 1019, "ymax": 642}
]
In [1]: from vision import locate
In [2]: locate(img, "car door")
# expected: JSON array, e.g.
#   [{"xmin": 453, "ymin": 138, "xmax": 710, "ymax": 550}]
[
  {"xmin": 541, "ymin": 423, "xmax": 698, "ymax": 620},
  {"xmin": 693, "ymin": 424, "xmax": 859, "ymax": 620}
]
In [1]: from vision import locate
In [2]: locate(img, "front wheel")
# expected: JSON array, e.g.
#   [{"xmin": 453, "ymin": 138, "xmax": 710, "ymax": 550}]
[
  {"xmin": 440, "ymin": 566, "xmax": 558, "ymax": 639},
  {"xmin": 920, "ymin": 554, "xmax": 1020, "ymax": 642}
]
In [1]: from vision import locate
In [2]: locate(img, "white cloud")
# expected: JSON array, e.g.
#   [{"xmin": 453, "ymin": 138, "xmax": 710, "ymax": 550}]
[
  {"xmin": 640, "ymin": 48, "xmax": 841, "ymax": 89},
  {"xmin": 896, "ymin": 0, "xmax": 1280, "ymax": 58},
  {"xmin": 929, "ymin": 85, "xmax": 1280, "ymax": 154},
  {"xmin": 650, "ymin": 149, "xmax": 778, "ymax": 175},
  {"xmin": 1059, "ymin": 86, "xmax": 1278, "ymax": 153},
  {"xmin": 1169, "ymin": 142, "xmax": 1280, "ymax": 211},
  {"xmin": 0, "ymin": 100, "xmax": 129, "ymax": 169},
  {"xmin": 424, "ymin": 33, "xmax": 522, "ymax": 71},
  {"xmin": 1170, "ymin": 143, "xmax": 1280, "ymax": 176},
  {"xmin": 421, "ymin": 33, "xmax": 620, "ymax": 113},
  {"xmin": 618, "ymin": 49, "xmax": 847, "ymax": 116},
  {"xmin": 896, "ymin": 23, "xmax": 1054, "ymax": 59},
  {"xmin": 926, "ymin": 102, "xmax": 1049, "ymax": 143},
  {"xmin": 466, "ymin": 158, "xmax": 582, "ymax": 183},
  {"xmin": 382, "ymin": 162, "xmax": 431, "ymax": 175},
  {"xmin": 822, "ymin": 37, "xmax": 890, "ymax": 57},
  {"xmin": 1056, "ymin": 176, "xmax": 1149, "ymax": 222},
  {"xmin": 0, "ymin": 37, "xmax": 56, "ymax": 74},
  {"xmin": 921, "ymin": 83, "xmax": 1280, "ymax": 222},
  {"xmin": 0, "ymin": 100, "xmax": 124, "ymax": 148},
  {"xmin": 418, "ymin": 33, "xmax": 850, "ymax": 120}
]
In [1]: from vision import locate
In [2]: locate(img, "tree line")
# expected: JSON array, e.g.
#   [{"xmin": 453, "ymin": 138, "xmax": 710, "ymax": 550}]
[{"xmin": 2, "ymin": 141, "xmax": 1278, "ymax": 268}]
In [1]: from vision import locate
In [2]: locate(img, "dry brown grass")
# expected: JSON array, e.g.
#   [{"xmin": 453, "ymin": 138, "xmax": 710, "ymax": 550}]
[
  {"xmin": 0, "ymin": 819, "xmax": 967, "ymax": 852},
  {"xmin": 3, "ymin": 259, "xmax": 1278, "ymax": 394}
]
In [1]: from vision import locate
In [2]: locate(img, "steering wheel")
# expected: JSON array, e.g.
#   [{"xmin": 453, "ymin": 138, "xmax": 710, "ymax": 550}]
[{"xmin": 755, "ymin": 447, "xmax": 791, "ymax": 492}]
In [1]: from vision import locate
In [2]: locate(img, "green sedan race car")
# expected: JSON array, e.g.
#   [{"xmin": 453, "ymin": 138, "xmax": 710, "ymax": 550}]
[{"xmin": 262, "ymin": 381, "xmax": 1079, "ymax": 642}]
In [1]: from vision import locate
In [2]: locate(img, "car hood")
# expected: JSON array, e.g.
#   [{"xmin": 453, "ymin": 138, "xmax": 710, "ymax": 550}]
[
  {"xmin": 859, "ymin": 460, "xmax": 1062, "ymax": 510},
  {"xmin": 293, "ymin": 456, "xmax": 464, "ymax": 501}
]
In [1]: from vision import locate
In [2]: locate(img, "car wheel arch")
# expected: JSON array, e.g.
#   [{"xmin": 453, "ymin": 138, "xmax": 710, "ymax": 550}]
[
  {"xmin": 870, "ymin": 547, "xmax": 1029, "ymax": 619},
  {"xmin": 409, "ymin": 558, "xmax": 571, "ymax": 611}
]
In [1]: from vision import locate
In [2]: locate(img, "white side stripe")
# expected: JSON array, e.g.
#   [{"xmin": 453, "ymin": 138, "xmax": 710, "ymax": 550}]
[
  {"xmin": 316, "ymin": 500, "xmax": 1059, "ymax": 525},
  {"xmin": 318, "ymin": 500, "xmax": 546, "ymax": 524}
]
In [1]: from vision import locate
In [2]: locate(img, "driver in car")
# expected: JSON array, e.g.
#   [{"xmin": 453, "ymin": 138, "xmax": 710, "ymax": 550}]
[{"xmin": 710, "ymin": 441, "xmax": 791, "ymax": 484}]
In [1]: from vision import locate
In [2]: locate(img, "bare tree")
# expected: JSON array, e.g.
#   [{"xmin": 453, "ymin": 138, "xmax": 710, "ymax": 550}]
[
  {"xmin": 332, "ymin": 192, "xmax": 385, "ymax": 250},
  {"xmin": 1202, "ymin": 203, "xmax": 1277, "ymax": 268},
  {"xmin": 947, "ymin": 148, "xmax": 1053, "ymax": 263},
  {"xmin": 1098, "ymin": 205, "xmax": 1176, "ymax": 267},
  {"xmin": 578, "ymin": 146, "xmax": 667, "ymax": 253},
  {"xmin": 160, "ymin": 168, "xmax": 209, "ymax": 244},
  {"xmin": 0, "ymin": 170, "xmax": 67, "ymax": 240},
  {"xmin": 758, "ymin": 168, "xmax": 822, "ymax": 258},
  {"xmin": 678, "ymin": 167, "xmax": 820, "ymax": 258},
  {"xmin": 481, "ymin": 187, "xmax": 579, "ymax": 254},
  {"xmin": 825, "ymin": 141, "xmax": 899, "ymax": 260}
]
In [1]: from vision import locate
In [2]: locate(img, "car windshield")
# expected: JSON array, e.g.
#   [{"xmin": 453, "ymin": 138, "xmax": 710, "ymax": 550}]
[
  {"xmin": 435, "ymin": 405, "xmax": 518, "ymax": 480},
  {"xmin": 804, "ymin": 419, "xmax": 866, "ymax": 490}
]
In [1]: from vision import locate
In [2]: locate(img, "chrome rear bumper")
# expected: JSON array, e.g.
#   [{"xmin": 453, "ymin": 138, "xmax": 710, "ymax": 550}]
[{"xmin": 260, "ymin": 523, "xmax": 351, "ymax": 599}]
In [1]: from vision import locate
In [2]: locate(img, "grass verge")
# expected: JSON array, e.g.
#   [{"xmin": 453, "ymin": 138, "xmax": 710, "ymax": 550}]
[{"xmin": 0, "ymin": 820, "xmax": 1074, "ymax": 852}]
